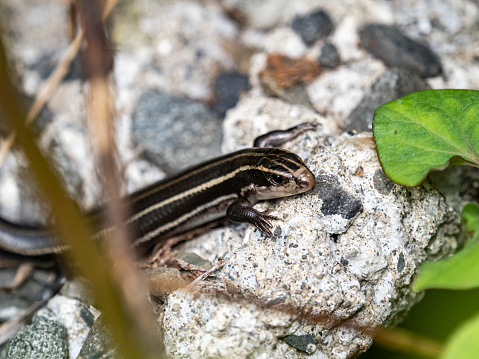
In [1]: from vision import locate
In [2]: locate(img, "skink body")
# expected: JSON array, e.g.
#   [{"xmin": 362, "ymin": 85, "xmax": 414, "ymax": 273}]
[{"xmin": 0, "ymin": 124, "xmax": 317, "ymax": 256}]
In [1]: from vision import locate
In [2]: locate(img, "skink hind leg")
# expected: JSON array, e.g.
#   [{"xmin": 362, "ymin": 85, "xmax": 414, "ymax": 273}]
[
  {"xmin": 253, "ymin": 122, "xmax": 319, "ymax": 148},
  {"xmin": 226, "ymin": 199, "xmax": 281, "ymax": 237}
]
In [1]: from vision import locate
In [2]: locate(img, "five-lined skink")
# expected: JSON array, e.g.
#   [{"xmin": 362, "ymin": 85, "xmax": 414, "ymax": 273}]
[{"xmin": 0, "ymin": 123, "xmax": 317, "ymax": 256}]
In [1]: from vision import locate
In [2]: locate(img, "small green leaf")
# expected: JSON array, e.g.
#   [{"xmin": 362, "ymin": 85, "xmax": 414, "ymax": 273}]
[
  {"xmin": 414, "ymin": 203, "xmax": 479, "ymax": 291},
  {"xmin": 373, "ymin": 89, "xmax": 479, "ymax": 187},
  {"xmin": 441, "ymin": 313, "xmax": 479, "ymax": 359}
]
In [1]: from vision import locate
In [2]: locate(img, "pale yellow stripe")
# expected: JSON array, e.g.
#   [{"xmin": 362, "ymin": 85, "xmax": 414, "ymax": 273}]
[
  {"xmin": 128, "ymin": 164, "xmax": 281, "ymax": 224},
  {"xmin": 133, "ymin": 193, "xmax": 238, "ymax": 245}
]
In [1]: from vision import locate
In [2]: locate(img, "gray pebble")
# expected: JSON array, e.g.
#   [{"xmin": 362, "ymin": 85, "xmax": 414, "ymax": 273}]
[
  {"xmin": 0, "ymin": 316, "xmax": 68, "ymax": 359},
  {"xmin": 291, "ymin": 10, "xmax": 334, "ymax": 46},
  {"xmin": 318, "ymin": 42, "xmax": 341, "ymax": 69},
  {"xmin": 213, "ymin": 71, "xmax": 250, "ymax": 118},
  {"xmin": 359, "ymin": 23, "xmax": 442, "ymax": 78},
  {"xmin": 346, "ymin": 68, "xmax": 430, "ymax": 132},
  {"xmin": 132, "ymin": 90, "xmax": 222, "ymax": 174}
]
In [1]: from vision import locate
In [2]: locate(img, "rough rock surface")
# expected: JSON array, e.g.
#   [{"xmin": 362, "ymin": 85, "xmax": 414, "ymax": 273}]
[
  {"xmin": 0, "ymin": 0, "xmax": 476, "ymax": 357},
  {"xmin": 164, "ymin": 105, "xmax": 460, "ymax": 359}
]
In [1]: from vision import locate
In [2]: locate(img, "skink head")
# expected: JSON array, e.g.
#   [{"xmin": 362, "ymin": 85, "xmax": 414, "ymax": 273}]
[{"xmin": 247, "ymin": 148, "xmax": 315, "ymax": 201}]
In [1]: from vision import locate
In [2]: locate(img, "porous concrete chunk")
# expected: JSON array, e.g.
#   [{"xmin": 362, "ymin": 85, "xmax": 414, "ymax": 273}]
[
  {"xmin": 163, "ymin": 116, "xmax": 460, "ymax": 358},
  {"xmin": 221, "ymin": 94, "xmax": 341, "ymax": 152}
]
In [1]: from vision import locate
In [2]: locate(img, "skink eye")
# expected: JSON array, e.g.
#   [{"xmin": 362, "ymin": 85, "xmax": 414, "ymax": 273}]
[{"xmin": 270, "ymin": 174, "xmax": 286, "ymax": 185}]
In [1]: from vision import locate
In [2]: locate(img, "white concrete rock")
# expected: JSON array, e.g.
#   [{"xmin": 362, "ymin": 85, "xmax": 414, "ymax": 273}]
[{"xmin": 163, "ymin": 103, "xmax": 460, "ymax": 358}]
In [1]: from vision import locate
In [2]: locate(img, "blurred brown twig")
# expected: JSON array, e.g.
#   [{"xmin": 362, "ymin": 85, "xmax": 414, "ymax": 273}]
[{"xmin": 0, "ymin": 1, "xmax": 161, "ymax": 357}]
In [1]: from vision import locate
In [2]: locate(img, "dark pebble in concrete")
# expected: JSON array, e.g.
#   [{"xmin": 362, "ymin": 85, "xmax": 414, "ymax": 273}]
[
  {"xmin": 281, "ymin": 334, "xmax": 316, "ymax": 354},
  {"xmin": 315, "ymin": 175, "xmax": 363, "ymax": 220}
]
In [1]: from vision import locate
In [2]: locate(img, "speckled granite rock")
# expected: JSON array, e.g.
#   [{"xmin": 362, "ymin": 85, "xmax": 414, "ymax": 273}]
[
  {"xmin": 164, "ymin": 109, "xmax": 460, "ymax": 358},
  {"xmin": 0, "ymin": 316, "xmax": 68, "ymax": 359},
  {"xmin": 37, "ymin": 294, "xmax": 100, "ymax": 359}
]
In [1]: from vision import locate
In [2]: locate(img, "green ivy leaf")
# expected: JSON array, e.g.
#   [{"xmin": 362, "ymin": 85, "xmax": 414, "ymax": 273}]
[
  {"xmin": 441, "ymin": 313, "xmax": 479, "ymax": 359},
  {"xmin": 373, "ymin": 89, "xmax": 479, "ymax": 187},
  {"xmin": 414, "ymin": 203, "xmax": 479, "ymax": 291}
]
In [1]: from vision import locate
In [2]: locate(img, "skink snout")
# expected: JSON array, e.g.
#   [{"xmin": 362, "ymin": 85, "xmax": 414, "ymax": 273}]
[{"xmin": 295, "ymin": 166, "xmax": 316, "ymax": 192}]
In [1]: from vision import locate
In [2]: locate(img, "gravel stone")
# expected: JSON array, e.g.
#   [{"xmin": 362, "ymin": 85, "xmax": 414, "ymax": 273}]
[
  {"xmin": 77, "ymin": 316, "xmax": 117, "ymax": 359},
  {"xmin": 281, "ymin": 334, "xmax": 317, "ymax": 354},
  {"xmin": 359, "ymin": 23, "xmax": 443, "ymax": 78},
  {"xmin": 131, "ymin": 90, "xmax": 222, "ymax": 174},
  {"xmin": 259, "ymin": 54, "xmax": 322, "ymax": 107},
  {"xmin": 291, "ymin": 9, "xmax": 334, "ymax": 46},
  {"xmin": 36, "ymin": 295, "xmax": 100, "ymax": 359},
  {"xmin": 0, "ymin": 316, "xmax": 69, "ymax": 359},
  {"xmin": 346, "ymin": 68, "xmax": 430, "ymax": 132},
  {"xmin": 213, "ymin": 71, "xmax": 250, "ymax": 118},
  {"xmin": 318, "ymin": 42, "xmax": 341, "ymax": 69}
]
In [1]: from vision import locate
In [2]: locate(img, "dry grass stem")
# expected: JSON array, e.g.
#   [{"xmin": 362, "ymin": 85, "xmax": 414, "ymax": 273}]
[{"xmin": 0, "ymin": 0, "xmax": 120, "ymax": 166}]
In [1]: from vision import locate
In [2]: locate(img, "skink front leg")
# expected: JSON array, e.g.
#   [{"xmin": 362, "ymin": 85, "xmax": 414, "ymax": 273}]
[
  {"xmin": 226, "ymin": 199, "xmax": 281, "ymax": 237},
  {"xmin": 253, "ymin": 122, "xmax": 319, "ymax": 148}
]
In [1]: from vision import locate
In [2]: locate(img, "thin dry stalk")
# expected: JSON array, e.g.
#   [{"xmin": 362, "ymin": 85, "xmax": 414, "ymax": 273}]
[
  {"xmin": 79, "ymin": 0, "xmax": 160, "ymax": 356},
  {"xmin": 0, "ymin": 0, "xmax": 120, "ymax": 166}
]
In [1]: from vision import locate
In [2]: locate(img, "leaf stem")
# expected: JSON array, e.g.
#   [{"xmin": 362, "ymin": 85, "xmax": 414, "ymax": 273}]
[{"xmin": 374, "ymin": 327, "xmax": 443, "ymax": 358}]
